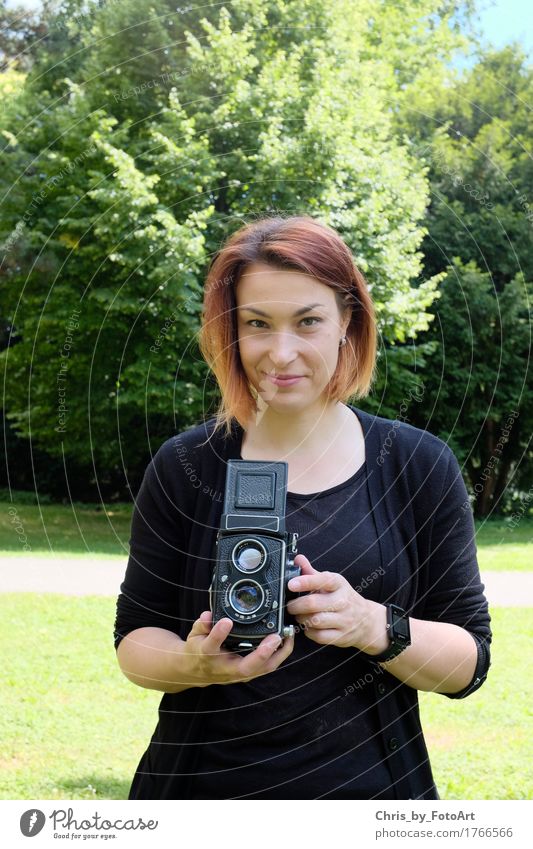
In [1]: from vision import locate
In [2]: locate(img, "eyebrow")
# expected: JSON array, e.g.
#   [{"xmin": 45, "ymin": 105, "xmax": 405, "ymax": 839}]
[{"xmin": 238, "ymin": 302, "xmax": 324, "ymax": 318}]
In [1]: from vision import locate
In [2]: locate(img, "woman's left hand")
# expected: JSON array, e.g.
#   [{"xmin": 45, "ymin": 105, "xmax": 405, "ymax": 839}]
[{"xmin": 286, "ymin": 554, "xmax": 378, "ymax": 650}]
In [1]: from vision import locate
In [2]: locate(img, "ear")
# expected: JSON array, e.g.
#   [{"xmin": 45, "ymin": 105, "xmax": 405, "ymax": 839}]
[
  {"xmin": 335, "ymin": 291, "xmax": 352, "ymax": 338},
  {"xmin": 340, "ymin": 306, "xmax": 351, "ymax": 337}
]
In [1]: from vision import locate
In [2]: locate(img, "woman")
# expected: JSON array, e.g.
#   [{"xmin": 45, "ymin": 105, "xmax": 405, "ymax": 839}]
[{"xmin": 114, "ymin": 215, "xmax": 491, "ymax": 800}]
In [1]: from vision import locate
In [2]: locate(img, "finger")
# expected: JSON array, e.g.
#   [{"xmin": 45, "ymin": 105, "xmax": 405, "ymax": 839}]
[
  {"xmin": 288, "ymin": 554, "xmax": 316, "ymax": 590},
  {"xmin": 237, "ymin": 632, "xmax": 285, "ymax": 677},
  {"xmin": 302, "ymin": 627, "xmax": 340, "ymax": 646},
  {"xmin": 197, "ymin": 617, "xmax": 234, "ymax": 654},
  {"xmin": 293, "ymin": 554, "xmax": 317, "ymax": 574},
  {"xmin": 187, "ymin": 611, "xmax": 214, "ymax": 638},
  {"xmin": 296, "ymin": 612, "xmax": 339, "ymax": 630},
  {"xmin": 259, "ymin": 634, "xmax": 295, "ymax": 674},
  {"xmin": 189, "ymin": 610, "xmax": 231, "ymax": 639},
  {"xmin": 287, "ymin": 593, "xmax": 338, "ymax": 616},
  {"xmin": 288, "ymin": 570, "xmax": 339, "ymax": 593}
]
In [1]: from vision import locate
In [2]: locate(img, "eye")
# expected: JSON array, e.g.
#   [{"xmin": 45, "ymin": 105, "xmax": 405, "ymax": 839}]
[{"xmin": 245, "ymin": 317, "xmax": 322, "ymax": 329}]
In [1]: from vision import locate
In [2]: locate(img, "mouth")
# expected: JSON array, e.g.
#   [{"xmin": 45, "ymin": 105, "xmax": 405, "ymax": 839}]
[{"xmin": 263, "ymin": 373, "xmax": 305, "ymax": 387}]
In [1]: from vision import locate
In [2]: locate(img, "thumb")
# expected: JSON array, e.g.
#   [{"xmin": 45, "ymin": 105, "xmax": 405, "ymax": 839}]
[{"xmin": 187, "ymin": 610, "xmax": 213, "ymax": 638}]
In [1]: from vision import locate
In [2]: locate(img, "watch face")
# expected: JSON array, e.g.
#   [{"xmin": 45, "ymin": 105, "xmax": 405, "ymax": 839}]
[{"xmin": 394, "ymin": 615, "xmax": 410, "ymax": 641}]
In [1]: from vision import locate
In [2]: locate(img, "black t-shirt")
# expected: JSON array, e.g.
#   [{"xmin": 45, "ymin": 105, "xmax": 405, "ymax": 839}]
[{"xmin": 185, "ymin": 461, "xmax": 397, "ymax": 799}]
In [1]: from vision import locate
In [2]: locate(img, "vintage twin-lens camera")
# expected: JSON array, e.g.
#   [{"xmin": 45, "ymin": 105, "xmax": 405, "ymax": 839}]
[{"xmin": 209, "ymin": 459, "xmax": 301, "ymax": 654}]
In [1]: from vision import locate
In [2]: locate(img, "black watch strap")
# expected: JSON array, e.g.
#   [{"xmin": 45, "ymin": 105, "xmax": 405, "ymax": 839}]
[{"xmin": 366, "ymin": 603, "xmax": 411, "ymax": 663}]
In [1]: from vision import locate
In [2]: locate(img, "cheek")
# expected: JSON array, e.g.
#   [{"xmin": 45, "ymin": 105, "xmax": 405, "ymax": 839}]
[
  {"xmin": 237, "ymin": 332, "xmax": 252, "ymax": 352},
  {"xmin": 237, "ymin": 334, "xmax": 260, "ymax": 368},
  {"xmin": 311, "ymin": 334, "xmax": 339, "ymax": 368}
]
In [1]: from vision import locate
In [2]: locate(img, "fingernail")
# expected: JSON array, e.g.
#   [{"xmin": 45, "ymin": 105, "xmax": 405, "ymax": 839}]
[{"xmin": 289, "ymin": 579, "xmax": 301, "ymax": 590}]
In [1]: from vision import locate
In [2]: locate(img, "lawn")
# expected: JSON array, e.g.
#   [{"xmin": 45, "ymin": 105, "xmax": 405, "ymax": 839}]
[
  {"xmin": 473, "ymin": 518, "xmax": 533, "ymax": 572},
  {"xmin": 419, "ymin": 606, "xmax": 533, "ymax": 800},
  {"xmin": 0, "ymin": 595, "xmax": 530, "ymax": 800},
  {"xmin": 1, "ymin": 500, "xmax": 532, "ymax": 570},
  {"xmin": 0, "ymin": 593, "xmax": 159, "ymax": 800},
  {"xmin": 1, "ymin": 501, "xmax": 132, "ymax": 559}
]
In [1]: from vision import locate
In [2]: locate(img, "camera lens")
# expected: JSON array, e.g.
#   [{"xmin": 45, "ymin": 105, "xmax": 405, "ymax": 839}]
[
  {"xmin": 232, "ymin": 539, "xmax": 266, "ymax": 572},
  {"xmin": 230, "ymin": 581, "xmax": 265, "ymax": 614}
]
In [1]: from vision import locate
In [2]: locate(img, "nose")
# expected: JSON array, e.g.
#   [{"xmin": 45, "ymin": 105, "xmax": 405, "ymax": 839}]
[{"xmin": 268, "ymin": 331, "xmax": 299, "ymax": 369}]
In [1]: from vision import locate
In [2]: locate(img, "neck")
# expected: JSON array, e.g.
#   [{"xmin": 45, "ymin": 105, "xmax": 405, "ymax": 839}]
[{"xmin": 245, "ymin": 398, "xmax": 350, "ymax": 455}]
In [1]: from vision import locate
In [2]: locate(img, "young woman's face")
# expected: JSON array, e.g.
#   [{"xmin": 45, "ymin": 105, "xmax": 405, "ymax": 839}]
[{"xmin": 235, "ymin": 261, "xmax": 350, "ymax": 413}]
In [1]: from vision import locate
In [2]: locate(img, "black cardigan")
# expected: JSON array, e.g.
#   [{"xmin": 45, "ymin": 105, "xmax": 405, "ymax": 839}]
[{"xmin": 114, "ymin": 404, "xmax": 492, "ymax": 800}]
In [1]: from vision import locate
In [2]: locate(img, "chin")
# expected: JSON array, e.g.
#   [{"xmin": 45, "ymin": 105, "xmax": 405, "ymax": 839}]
[{"xmin": 257, "ymin": 390, "xmax": 325, "ymax": 411}]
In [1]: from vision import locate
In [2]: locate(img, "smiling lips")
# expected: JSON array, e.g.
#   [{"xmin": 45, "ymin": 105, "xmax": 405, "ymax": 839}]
[{"xmin": 264, "ymin": 373, "xmax": 305, "ymax": 386}]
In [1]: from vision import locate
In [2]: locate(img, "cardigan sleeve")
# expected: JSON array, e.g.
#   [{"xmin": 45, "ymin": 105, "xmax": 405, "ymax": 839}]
[
  {"xmin": 414, "ymin": 446, "xmax": 492, "ymax": 699},
  {"xmin": 113, "ymin": 439, "xmax": 190, "ymax": 651}
]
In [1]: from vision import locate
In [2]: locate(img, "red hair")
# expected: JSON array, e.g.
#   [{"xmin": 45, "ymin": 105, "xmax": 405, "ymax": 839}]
[{"xmin": 198, "ymin": 215, "xmax": 377, "ymax": 436}]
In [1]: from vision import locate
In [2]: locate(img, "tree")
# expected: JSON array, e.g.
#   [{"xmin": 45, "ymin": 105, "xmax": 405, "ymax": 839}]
[
  {"xmin": 1, "ymin": 0, "xmax": 474, "ymax": 496},
  {"xmin": 0, "ymin": 0, "xmax": 59, "ymax": 73},
  {"xmin": 405, "ymin": 47, "xmax": 533, "ymax": 516}
]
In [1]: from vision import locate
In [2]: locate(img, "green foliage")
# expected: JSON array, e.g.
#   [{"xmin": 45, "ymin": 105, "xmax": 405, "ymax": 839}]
[
  {"xmin": 404, "ymin": 48, "xmax": 533, "ymax": 515},
  {"xmin": 419, "ymin": 260, "xmax": 530, "ymax": 508},
  {"xmin": 1, "ymin": 0, "xmax": 475, "ymax": 487},
  {"xmin": 0, "ymin": 488, "xmax": 52, "ymax": 505},
  {"xmin": 0, "ymin": 0, "xmax": 57, "ymax": 73}
]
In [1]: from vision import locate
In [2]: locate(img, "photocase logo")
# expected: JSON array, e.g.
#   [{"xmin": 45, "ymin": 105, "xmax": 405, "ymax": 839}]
[{"xmin": 20, "ymin": 809, "xmax": 46, "ymax": 836}]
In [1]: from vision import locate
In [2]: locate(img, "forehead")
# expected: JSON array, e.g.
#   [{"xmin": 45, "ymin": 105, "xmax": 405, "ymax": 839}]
[{"xmin": 236, "ymin": 261, "xmax": 336, "ymax": 309}]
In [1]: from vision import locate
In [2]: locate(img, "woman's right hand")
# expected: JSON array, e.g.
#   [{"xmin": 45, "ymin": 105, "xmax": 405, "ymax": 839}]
[{"xmin": 181, "ymin": 610, "xmax": 295, "ymax": 687}]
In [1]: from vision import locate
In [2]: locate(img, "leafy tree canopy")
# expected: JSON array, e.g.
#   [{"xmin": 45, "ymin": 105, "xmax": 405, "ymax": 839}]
[
  {"xmin": 404, "ymin": 46, "xmax": 533, "ymax": 516},
  {"xmin": 1, "ymin": 0, "xmax": 477, "ymax": 494}
]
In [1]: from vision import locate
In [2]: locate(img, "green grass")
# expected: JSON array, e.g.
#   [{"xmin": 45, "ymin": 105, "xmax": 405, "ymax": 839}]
[
  {"xmin": 0, "ymin": 595, "xmax": 530, "ymax": 800},
  {"xmin": 474, "ymin": 518, "xmax": 532, "ymax": 546},
  {"xmin": 474, "ymin": 518, "xmax": 533, "ymax": 572},
  {"xmin": 1, "ymin": 501, "xmax": 532, "ymax": 569},
  {"xmin": 1, "ymin": 502, "xmax": 132, "ymax": 559},
  {"xmin": 419, "ymin": 607, "xmax": 533, "ymax": 799},
  {"xmin": 0, "ymin": 594, "xmax": 159, "ymax": 799}
]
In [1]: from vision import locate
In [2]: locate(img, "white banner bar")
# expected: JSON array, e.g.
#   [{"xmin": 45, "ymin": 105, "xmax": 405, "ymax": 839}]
[{"xmin": 2, "ymin": 799, "xmax": 530, "ymax": 847}]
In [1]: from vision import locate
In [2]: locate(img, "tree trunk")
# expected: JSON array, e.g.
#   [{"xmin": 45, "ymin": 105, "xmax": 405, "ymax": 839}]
[
  {"xmin": 473, "ymin": 417, "xmax": 519, "ymax": 518},
  {"xmin": 474, "ymin": 419, "xmax": 497, "ymax": 519}
]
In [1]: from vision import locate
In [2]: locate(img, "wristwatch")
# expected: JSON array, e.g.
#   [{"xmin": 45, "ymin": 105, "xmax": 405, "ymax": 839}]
[{"xmin": 367, "ymin": 603, "xmax": 411, "ymax": 663}]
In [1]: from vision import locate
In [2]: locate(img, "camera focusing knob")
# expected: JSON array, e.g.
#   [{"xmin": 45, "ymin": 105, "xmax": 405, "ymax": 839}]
[{"xmin": 282, "ymin": 625, "xmax": 295, "ymax": 638}]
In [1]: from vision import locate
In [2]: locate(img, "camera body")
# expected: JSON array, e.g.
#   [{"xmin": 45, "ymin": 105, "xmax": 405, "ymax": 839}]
[{"xmin": 209, "ymin": 459, "xmax": 300, "ymax": 653}]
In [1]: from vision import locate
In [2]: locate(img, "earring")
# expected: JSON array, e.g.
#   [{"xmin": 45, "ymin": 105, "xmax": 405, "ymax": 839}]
[{"xmin": 339, "ymin": 335, "xmax": 347, "ymax": 347}]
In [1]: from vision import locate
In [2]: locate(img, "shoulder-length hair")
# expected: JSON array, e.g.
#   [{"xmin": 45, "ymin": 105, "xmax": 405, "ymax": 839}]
[{"xmin": 198, "ymin": 215, "xmax": 377, "ymax": 436}]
